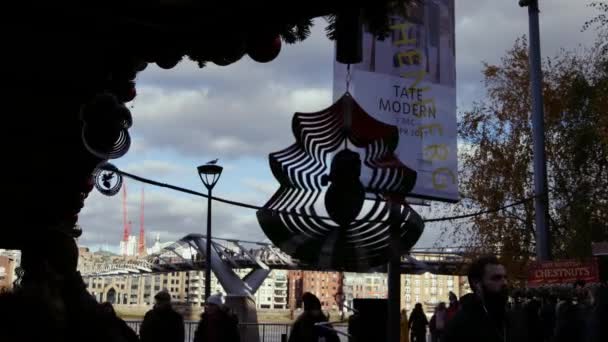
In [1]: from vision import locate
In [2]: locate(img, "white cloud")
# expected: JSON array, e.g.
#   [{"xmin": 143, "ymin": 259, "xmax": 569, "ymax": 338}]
[
  {"xmin": 123, "ymin": 160, "xmax": 184, "ymax": 177},
  {"xmin": 129, "ymin": 83, "xmax": 331, "ymax": 159}
]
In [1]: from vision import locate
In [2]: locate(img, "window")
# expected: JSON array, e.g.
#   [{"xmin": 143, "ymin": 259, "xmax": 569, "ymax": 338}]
[
  {"xmin": 415, "ymin": 280, "xmax": 420, "ymax": 286},
  {"xmin": 414, "ymin": 288, "xmax": 420, "ymax": 294},
  {"xmin": 405, "ymin": 294, "xmax": 411, "ymax": 302},
  {"xmin": 405, "ymin": 287, "xmax": 411, "ymax": 293},
  {"xmin": 415, "ymin": 295, "xmax": 420, "ymax": 303}
]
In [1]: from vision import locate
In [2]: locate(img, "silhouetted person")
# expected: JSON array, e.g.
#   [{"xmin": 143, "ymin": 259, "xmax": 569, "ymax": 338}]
[
  {"xmin": 193, "ymin": 293, "xmax": 240, "ymax": 342},
  {"xmin": 100, "ymin": 302, "xmax": 139, "ymax": 342},
  {"xmin": 140, "ymin": 291, "xmax": 184, "ymax": 342},
  {"xmin": 429, "ymin": 302, "xmax": 447, "ymax": 342},
  {"xmin": 408, "ymin": 303, "xmax": 428, "ymax": 342},
  {"xmin": 443, "ymin": 255, "xmax": 513, "ymax": 342},
  {"xmin": 540, "ymin": 295, "xmax": 556, "ymax": 342},
  {"xmin": 555, "ymin": 280, "xmax": 593, "ymax": 342},
  {"xmin": 446, "ymin": 292, "xmax": 459, "ymax": 322},
  {"xmin": 523, "ymin": 297, "xmax": 542, "ymax": 342},
  {"xmin": 587, "ymin": 282, "xmax": 608, "ymax": 342},
  {"xmin": 289, "ymin": 292, "xmax": 339, "ymax": 342}
]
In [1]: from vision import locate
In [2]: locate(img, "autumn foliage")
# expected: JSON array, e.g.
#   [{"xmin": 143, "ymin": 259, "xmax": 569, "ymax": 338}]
[{"xmin": 453, "ymin": 31, "xmax": 608, "ymax": 280}]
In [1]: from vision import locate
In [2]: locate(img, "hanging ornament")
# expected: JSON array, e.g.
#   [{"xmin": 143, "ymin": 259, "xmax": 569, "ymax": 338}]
[
  {"xmin": 93, "ymin": 162, "xmax": 123, "ymax": 196},
  {"xmin": 257, "ymin": 93, "xmax": 424, "ymax": 271},
  {"xmin": 212, "ymin": 36, "xmax": 247, "ymax": 66},
  {"xmin": 156, "ymin": 54, "xmax": 183, "ymax": 69},
  {"xmin": 247, "ymin": 35, "xmax": 281, "ymax": 63},
  {"xmin": 80, "ymin": 93, "xmax": 132, "ymax": 159},
  {"xmin": 113, "ymin": 80, "xmax": 137, "ymax": 103}
]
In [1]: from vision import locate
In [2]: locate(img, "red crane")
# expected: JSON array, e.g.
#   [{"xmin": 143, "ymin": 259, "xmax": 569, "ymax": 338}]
[
  {"xmin": 122, "ymin": 182, "xmax": 130, "ymax": 256},
  {"xmin": 138, "ymin": 187, "xmax": 146, "ymax": 256}
]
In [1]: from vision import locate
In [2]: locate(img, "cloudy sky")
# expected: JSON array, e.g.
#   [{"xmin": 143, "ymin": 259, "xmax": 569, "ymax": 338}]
[{"xmin": 78, "ymin": 0, "xmax": 600, "ymax": 253}]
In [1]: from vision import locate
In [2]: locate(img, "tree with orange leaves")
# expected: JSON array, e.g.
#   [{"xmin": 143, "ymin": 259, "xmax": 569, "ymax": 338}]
[{"xmin": 451, "ymin": 26, "xmax": 607, "ymax": 280}]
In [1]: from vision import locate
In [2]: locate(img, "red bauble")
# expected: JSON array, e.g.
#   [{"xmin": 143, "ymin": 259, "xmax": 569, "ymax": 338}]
[
  {"xmin": 115, "ymin": 81, "xmax": 137, "ymax": 103},
  {"xmin": 247, "ymin": 35, "xmax": 281, "ymax": 63}
]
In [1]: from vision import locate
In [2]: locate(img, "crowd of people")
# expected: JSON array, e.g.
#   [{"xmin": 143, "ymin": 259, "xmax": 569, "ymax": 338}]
[
  {"xmin": 1, "ymin": 246, "xmax": 605, "ymax": 342},
  {"xmin": 399, "ymin": 256, "xmax": 607, "ymax": 342},
  {"xmin": 137, "ymin": 291, "xmax": 240, "ymax": 342}
]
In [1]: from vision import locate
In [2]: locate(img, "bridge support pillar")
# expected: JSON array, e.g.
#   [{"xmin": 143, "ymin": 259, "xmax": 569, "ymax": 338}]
[{"xmin": 225, "ymin": 295, "xmax": 260, "ymax": 342}]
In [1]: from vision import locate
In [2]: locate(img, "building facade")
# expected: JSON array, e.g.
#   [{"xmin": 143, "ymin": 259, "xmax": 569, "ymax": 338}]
[
  {"xmin": 0, "ymin": 249, "xmax": 20, "ymax": 291},
  {"xmin": 288, "ymin": 271, "xmax": 343, "ymax": 311},
  {"xmin": 82, "ymin": 245, "xmax": 289, "ymax": 310},
  {"xmin": 343, "ymin": 272, "xmax": 388, "ymax": 309},
  {"xmin": 253, "ymin": 269, "xmax": 288, "ymax": 309},
  {"xmin": 86, "ymin": 270, "xmax": 223, "ymax": 306}
]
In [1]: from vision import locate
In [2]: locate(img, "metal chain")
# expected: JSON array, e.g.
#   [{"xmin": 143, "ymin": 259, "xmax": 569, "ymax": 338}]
[{"xmin": 346, "ymin": 64, "xmax": 352, "ymax": 93}]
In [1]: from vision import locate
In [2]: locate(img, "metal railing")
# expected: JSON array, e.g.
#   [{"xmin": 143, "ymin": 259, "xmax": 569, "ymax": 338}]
[{"xmin": 124, "ymin": 320, "xmax": 291, "ymax": 342}]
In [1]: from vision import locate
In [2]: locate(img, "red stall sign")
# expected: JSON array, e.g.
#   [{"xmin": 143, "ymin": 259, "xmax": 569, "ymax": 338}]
[{"xmin": 527, "ymin": 258, "xmax": 599, "ymax": 287}]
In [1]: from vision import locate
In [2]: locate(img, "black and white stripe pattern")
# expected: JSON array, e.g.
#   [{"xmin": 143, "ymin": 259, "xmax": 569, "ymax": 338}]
[{"xmin": 257, "ymin": 94, "xmax": 425, "ymax": 271}]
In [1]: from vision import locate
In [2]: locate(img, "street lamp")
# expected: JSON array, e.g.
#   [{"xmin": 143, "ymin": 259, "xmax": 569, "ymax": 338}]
[{"xmin": 197, "ymin": 161, "xmax": 223, "ymax": 300}]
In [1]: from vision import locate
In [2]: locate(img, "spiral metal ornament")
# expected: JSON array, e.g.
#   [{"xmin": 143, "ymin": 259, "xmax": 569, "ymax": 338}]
[
  {"xmin": 257, "ymin": 93, "xmax": 424, "ymax": 271},
  {"xmin": 82, "ymin": 123, "xmax": 131, "ymax": 159},
  {"xmin": 93, "ymin": 162, "xmax": 123, "ymax": 196},
  {"xmin": 80, "ymin": 93, "xmax": 132, "ymax": 159}
]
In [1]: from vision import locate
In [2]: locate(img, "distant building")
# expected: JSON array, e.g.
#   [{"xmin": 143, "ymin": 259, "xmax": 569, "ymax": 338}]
[
  {"xmin": 87, "ymin": 270, "xmax": 223, "ymax": 306},
  {"xmin": 147, "ymin": 233, "xmax": 172, "ymax": 255},
  {"xmin": 0, "ymin": 249, "xmax": 20, "ymax": 291},
  {"xmin": 288, "ymin": 271, "xmax": 343, "ymax": 311},
  {"xmin": 288, "ymin": 270, "xmax": 304, "ymax": 309},
  {"xmin": 81, "ymin": 246, "xmax": 289, "ymax": 309},
  {"xmin": 340, "ymin": 253, "xmax": 471, "ymax": 315},
  {"xmin": 119, "ymin": 235, "xmax": 139, "ymax": 257},
  {"xmin": 252, "ymin": 270, "xmax": 288, "ymax": 309},
  {"xmin": 343, "ymin": 272, "xmax": 388, "ymax": 309}
]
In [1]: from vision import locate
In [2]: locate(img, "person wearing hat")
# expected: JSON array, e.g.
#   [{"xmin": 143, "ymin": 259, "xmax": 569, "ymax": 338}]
[
  {"xmin": 140, "ymin": 290, "xmax": 185, "ymax": 342},
  {"xmin": 193, "ymin": 292, "xmax": 240, "ymax": 342}
]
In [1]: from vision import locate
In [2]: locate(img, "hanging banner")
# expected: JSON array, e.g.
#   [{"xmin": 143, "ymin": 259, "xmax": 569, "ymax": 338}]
[
  {"xmin": 527, "ymin": 259, "xmax": 600, "ymax": 287},
  {"xmin": 333, "ymin": 0, "xmax": 458, "ymax": 202}
]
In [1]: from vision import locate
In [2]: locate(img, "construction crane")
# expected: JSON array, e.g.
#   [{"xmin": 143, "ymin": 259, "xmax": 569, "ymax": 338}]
[
  {"xmin": 138, "ymin": 187, "xmax": 146, "ymax": 256},
  {"xmin": 122, "ymin": 182, "xmax": 130, "ymax": 256}
]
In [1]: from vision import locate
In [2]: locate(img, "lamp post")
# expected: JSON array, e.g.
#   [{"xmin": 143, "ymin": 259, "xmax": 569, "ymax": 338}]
[
  {"xmin": 197, "ymin": 161, "xmax": 223, "ymax": 300},
  {"xmin": 519, "ymin": 0, "xmax": 551, "ymax": 261}
]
